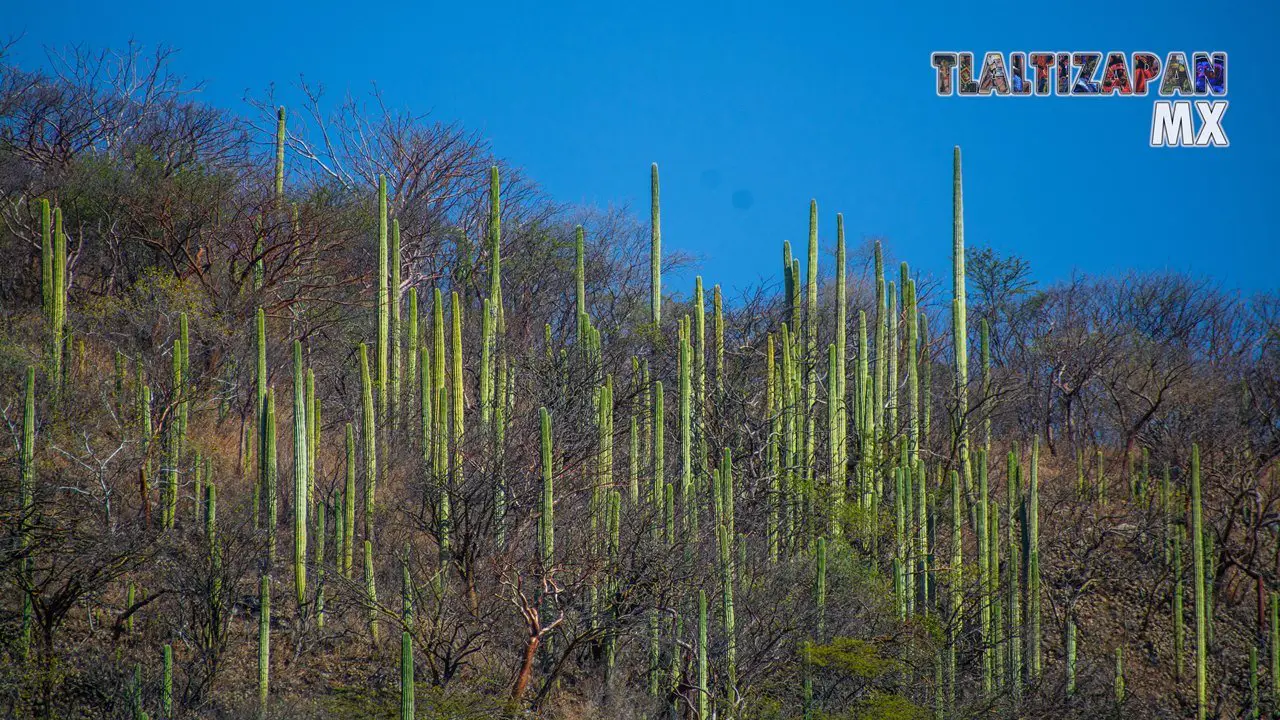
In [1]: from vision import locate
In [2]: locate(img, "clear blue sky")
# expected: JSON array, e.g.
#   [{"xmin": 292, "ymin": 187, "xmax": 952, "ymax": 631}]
[{"xmin": 8, "ymin": 0, "xmax": 1277, "ymax": 298}]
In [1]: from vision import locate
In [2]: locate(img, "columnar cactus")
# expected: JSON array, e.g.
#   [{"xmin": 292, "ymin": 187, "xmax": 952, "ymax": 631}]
[
  {"xmin": 19, "ymin": 367, "xmax": 34, "ymax": 659},
  {"xmin": 258, "ymin": 574, "xmax": 270, "ymax": 714},
  {"xmin": 1065, "ymin": 617, "xmax": 1076, "ymax": 699},
  {"xmin": 575, "ymin": 225, "xmax": 586, "ymax": 334},
  {"xmin": 264, "ymin": 390, "xmax": 279, "ymax": 564},
  {"xmin": 401, "ymin": 631, "xmax": 415, "ymax": 720},
  {"xmin": 650, "ymin": 163, "xmax": 661, "ymax": 328},
  {"xmin": 834, "ymin": 215, "xmax": 847, "ymax": 503},
  {"xmin": 1191, "ymin": 444, "xmax": 1207, "ymax": 720},
  {"xmin": 365, "ymin": 539, "xmax": 379, "ymax": 642},
  {"xmin": 359, "ymin": 343, "xmax": 376, "ymax": 536},
  {"xmin": 1115, "ymin": 646, "xmax": 1125, "ymax": 706},
  {"xmin": 376, "ymin": 175, "xmax": 389, "ymax": 420},
  {"xmin": 698, "ymin": 589, "xmax": 709, "ymax": 720},
  {"xmin": 162, "ymin": 644, "xmax": 173, "ymax": 717},
  {"xmin": 1272, "ymin": 592, "xmax": 1279, "ymax": 715},
  {"xmin": 949, "ymin": 470, "xmax": 962, "ymax": 708},
  {"xmin": 539, "ymin": 407, "xmax": 554, "ymax": 572},
  {"xmin": 1028, "ymin": 437, "xmax": 1042, "ymax": 678},
  {"xmin": 766, "ymin": 335, "xmax": 780, "ymax": 561},
  {"xmin": 714, "ymin": 284, "xmax": 725, "ymax": 399},
  {"xmin": 977, "ymin": 450, "xmax": 991, "ymax": 694},
  {"xmin": 344, "ymin": 424, "xmax": 356, "ymax": 578},
  {"xmin": 450, "ymin": 291, "xmax": 464, "ymax": 491},
  {"xmin": 1174, "ymin": 524, "xmax": 1185, "ymax": 679},
  {"xmin": 292, "ymin": 341, "xmax": 308, "ymax": 606},
  {"xmin": 391, "ymin": 219, "xmax": 402, "ymax": 426},
  {"xmin": 951, "ymin": 146, "xmax": 973, "ymax": 543},
  {"xmin": 407, "ymin": 288, "xmax": 418, "ymax": 419}
]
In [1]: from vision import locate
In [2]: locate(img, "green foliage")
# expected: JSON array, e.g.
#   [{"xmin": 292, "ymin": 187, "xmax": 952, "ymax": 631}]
[{"xmin": 807, "ymin": 638, "xmax": 897, "ymax": 680}]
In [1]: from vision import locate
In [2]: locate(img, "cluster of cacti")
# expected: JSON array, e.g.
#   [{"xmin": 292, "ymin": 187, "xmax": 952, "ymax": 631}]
[{"xmin": 10, "ymin": 127, "xmax": 1273, "ymax": 720}]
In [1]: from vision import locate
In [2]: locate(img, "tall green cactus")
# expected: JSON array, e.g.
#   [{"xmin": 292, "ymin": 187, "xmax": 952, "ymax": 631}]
[
  {"xmin": 365, "ymin": 539, "xmax": 379, "ymax": 643},
  {"xmin": 1174, "ymin": 524, "xmax": 1185, "ymax": 679},
  {"xmin": 951, "ymin": 146, "xmax": 973, "ymax": 552},
  {"xmin": 359, "ymin": 343, "xmax": 377, "ymax": 536},
  {"xmin": 714, "ymin": 284, "xmax": 725, "ymax": 399},
  {"xmin": 344, "ymin": 423, "xmax": 356, "ymax": 578},
  {"xmin": 401, "ymin": 631, "xmax": 415, "ymax": 720},
  {"xmin": 698, "ymin": 588, "xmax": 709, "ymax": 720},
  {"xmin": 834, "ymin": 214, "xmax": 847, "ymax": 509},
  {"xmin": 408, "ymin": 288, "xmax": 419, "ymax": 420},
  {"xmin": 258, "ymin": 574, "xmax": 270, "ymax": 715},
  {"xmin": 1028, "ymin": 437, "xmax": 1042, "ymax": 678},
  {"xmin": 391, "ymin": 219, "xmax": 403, "ymax": 426},
  {"xmin": 539, "ymin": 407, "xmax": 554, "ymax": 572},
  {"xmin": 376, "ymin": 175, "xmax": 389, "ymax": 420},
  {"xmin": 162, "ymin": 644, "xmax": 173, "ymax": 717},
  {"xmin": 264, "ymin": 389, "xmax": 278, "ymax": 564},
  {"xmin": 1065, "ymin": 616, "xmax": 1076, "ymax": 699},
  {"xmin": 292, "ymin": 341, "xmax": 308, "ymax": 606},
  {"xmin": 450, "ymin": 291, "xmax": 464, "ymax": 493},
  {"xmin": 19, "ymin": 367, "xmax": 34, "ymax": 659},
  {"xmin": 1191, "ymin": 444, "xmax": 1207, "ymax": 720},
  {"xmin": 1271, "ymin": 592, "xmax": 1278, "ymax": 715},
  {"xmin": 1115, "ymin": 646, "xmax": 1125, "ymax": 706},
  {"xmin": 949, "ymin": 470, "xmax": 962, "ymax": 710},
  {"xmin": 574, "ymin": 225, "xmax": 586, "ymax": 333},
  {"xmin": 650, "ymin": 163, "xmax": 661, "ymax": 328}
]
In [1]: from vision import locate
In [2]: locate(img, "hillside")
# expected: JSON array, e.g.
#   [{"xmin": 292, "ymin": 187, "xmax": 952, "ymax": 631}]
[{"xmin": 2, "ymin": 46, "xmax": 1279, "ymax": 720}]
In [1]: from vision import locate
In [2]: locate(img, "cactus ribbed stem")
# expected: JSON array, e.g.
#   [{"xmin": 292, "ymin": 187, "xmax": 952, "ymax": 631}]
[
  {"xmin": 365, "ymin": 539, "xmax": 379, "ymax": 642},
  {"xmin": 1065, "ymin": 617, "xmax": 1076, "ymax": 699},
  {"xmin": 264, "ymin": 390, "xmax": 278, "ymax": 564},
  {"xmin": 1028, "ymin": 437, "xmax": 1042, "ymax": 678},
  {"xmin": 376, "ymin": 175, "xmax": 389, "ymax": 421},
  {"xmin": 19, "ymin": 367, "xmax": 35, "ymax": 659},
  {"xmin": 1115, "ymin": 646, "xmax": 1125, "ymax": 706},
  {"xmin": 450, "ymin": 291, "xmax": 464, "ymax": 495},
  {"xmin": 162, "ymin": 644, "xmax": 173, "ymax": 717},
  {"xmin": 1191, "ymin": 444, "xmax": 1207, "ymax": 720},
  {"xmin": 698, "ymin": 589, "xmax": 709, "ymax": 720},
  {"xmin": 949, "ymin": 470, "xmax": 962, "ymax": 709},
  {"xmin": 650, "ymin": 164, "xmax": 661, "ymax": 328},
  {"xmin": 401, "ymin": 631, "xmax": 415, "ymax": 720},
  {"xmin": 258, "ymin": 574, "xmax": 270, "ymax": 715},
  {"xmin": 292, "ymin": 341, "xmax": 308, "ymax": 606},
  {"xmin": 407, "ymin": 288, "xmax": 418, "ymax": 421},
  {"xmin": 714, "ymin": 284, "xmax": 725, "ymax": 399},
  {"xmin": 539, "ymin": 408, "xmax": 555, "ymax": 571},
  {"xmin": 359, "ymin": 344, "xmax": 377, "ymax": 537},
  {"xmin": 391, "ymin": 219, "xmax": 402, "ymax": 426},
  {"xmin": 343, "ymin": 424, "xmax": 356, "ymax": 577}
]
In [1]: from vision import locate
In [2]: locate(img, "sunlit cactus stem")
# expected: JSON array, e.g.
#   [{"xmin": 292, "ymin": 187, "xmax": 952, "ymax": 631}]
[
  {"xmin": 1191, "ymin": 444, "xmax": 1207, "ymax": 720},
  {"xmin": 258, "ymin": 574, "xmax": 270, "ymax": 716},
  {"xmin": 343, "ymin": 424, "xmax": 356, "ymax": 577},
  {"xmin": 292, "ymin": 340, "xmax": 308, "ymax": 606},
  {"xmin": 650, "ymin": 163, "xmax": 661, "ymax": 329},
  {"xmin": 359, "ymin": 343, "xmax": 377, "ymax": 536},
  {"xmin": 264, "ymin": 390, "xmax": 278, "ymax": 564},
  {"xmin": 539, "ymin": 407, "xmax": 555, "ymax": 572},
  {"xmin": 376, "ymin": 175, "xmax": 389, "ymax": 421},
  {"xmin": 391, "ymin": 219, "xmax": 402, "ymax": 427}
]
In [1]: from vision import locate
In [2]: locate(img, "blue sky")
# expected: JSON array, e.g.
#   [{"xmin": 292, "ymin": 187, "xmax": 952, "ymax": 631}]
[{"xmin": 8, "ymin": 0, "xmax": 1277, "ymax": 299}]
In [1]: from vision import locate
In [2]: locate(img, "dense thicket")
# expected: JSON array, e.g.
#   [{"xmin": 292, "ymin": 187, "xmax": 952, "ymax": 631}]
[{"xmin": 2, "ymin": 45, "xmax": 1279, "ymax": 720}]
